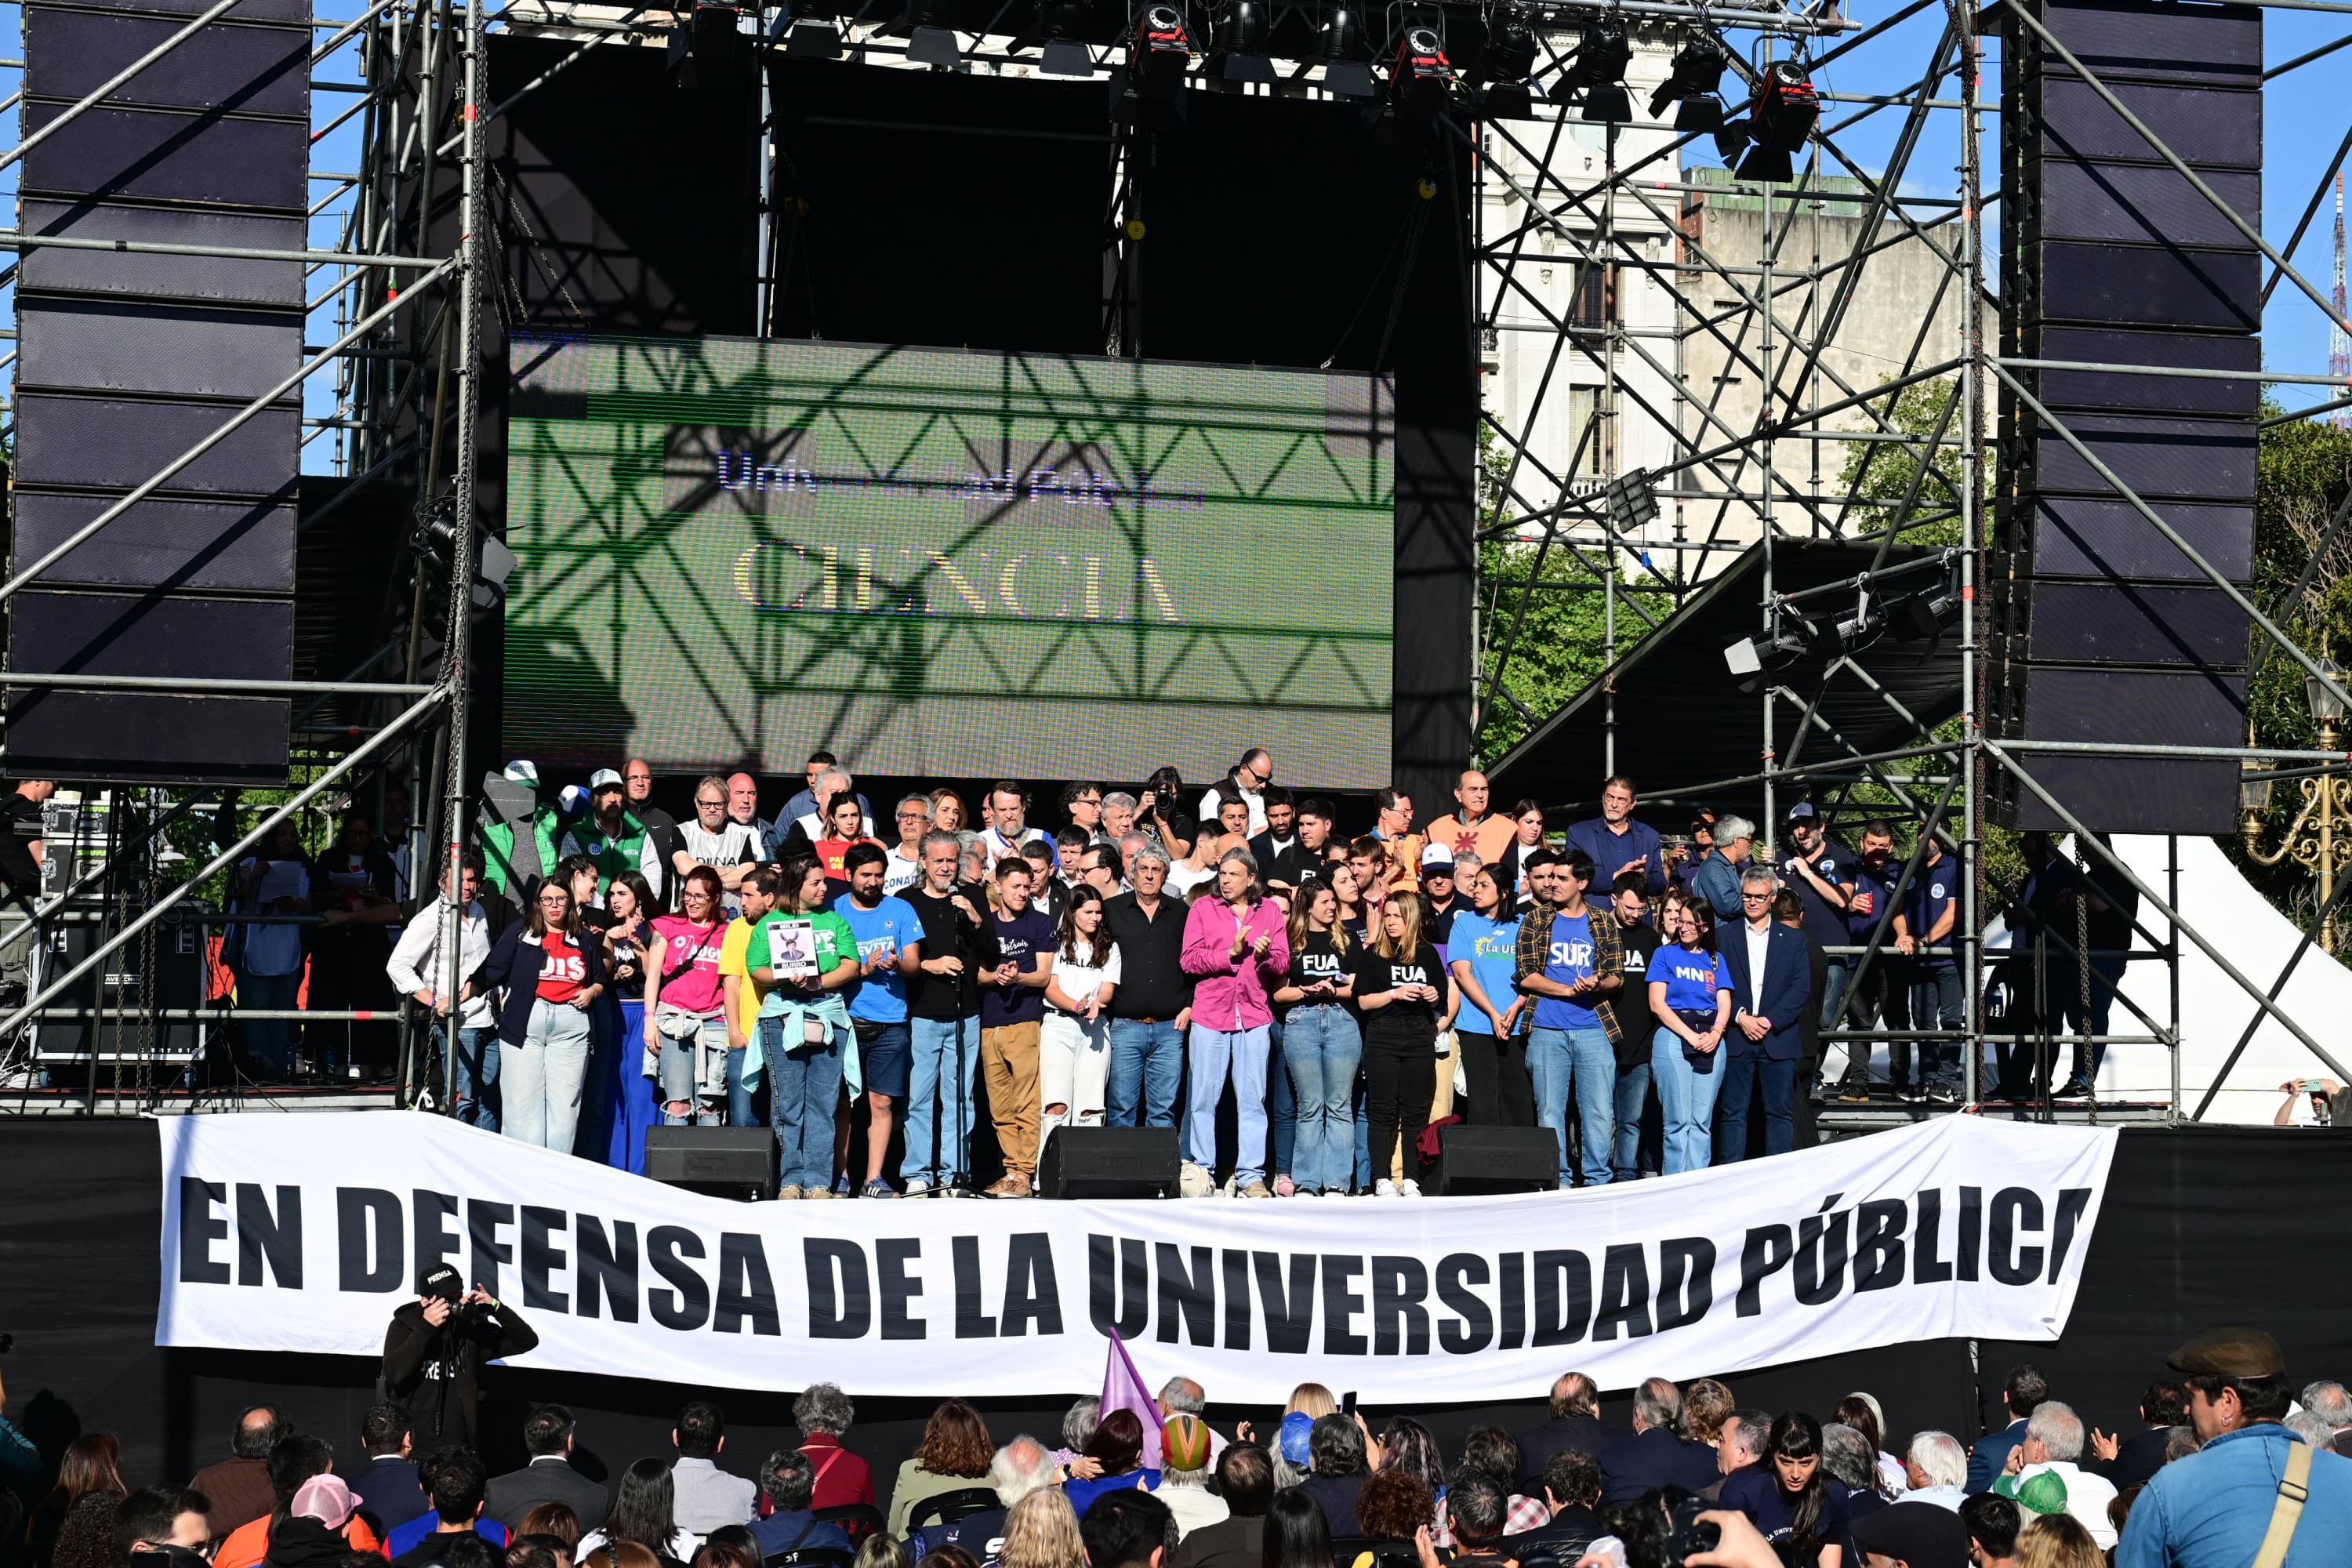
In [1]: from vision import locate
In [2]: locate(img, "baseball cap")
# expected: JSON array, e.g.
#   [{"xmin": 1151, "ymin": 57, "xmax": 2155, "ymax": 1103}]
[
  {"xmin": 1787, "ymin": 801, "xmax": 1819, "ymax": 822},
  {"xmin": 1421, "ymin": 844, "xmax": 1456, "ymax": 870},
  {"xmin": 2013, "ymin": 1470, "xmax": 2069, "ymax": 1517},
  {"xmin": 292, "ymin": 1475, "xmax": 358, "ymax": 1532},
  {"xmin": 504, "ymin": 760, "xmax": 540, "ymax": 787},
  {"xmin": 1278, "ymin": 1411, "xmax": 1314, "ymax": 1466},
  {"xmin": 419, "ymin": 1261, "xmax": 463, "ymax": 1302},
  {"xmin": 2165, "ymin": 1327, "xmax": 2286, "ymax": 1379},
  {"xmin": 557, "ymin": 784, "xmax": 590, "ymax": 817},
  {"xmin": 1850, "ymin": 1502, "xmax": 1966, "ymax": 1568},
  {"xmin": 589, "ymin": 768, "xmax": 624, "ymax": 793}
]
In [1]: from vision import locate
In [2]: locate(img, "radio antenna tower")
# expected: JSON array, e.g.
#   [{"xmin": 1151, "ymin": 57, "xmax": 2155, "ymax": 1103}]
[{"xmin": 2333, "ymin": 170, "xmax": 2350, "ymax": 429}]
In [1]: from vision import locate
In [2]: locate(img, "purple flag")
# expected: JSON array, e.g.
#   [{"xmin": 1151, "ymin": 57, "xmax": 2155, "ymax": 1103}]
[{"xmin": 1100, "ymin": 1324, "xmax": 1164, "ymax": 1470}]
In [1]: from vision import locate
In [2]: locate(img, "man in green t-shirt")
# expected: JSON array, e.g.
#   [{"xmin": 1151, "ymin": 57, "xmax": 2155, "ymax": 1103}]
[{"xmin": 752, "ymin": 871, "xmax": 861, "ymax": 1199}]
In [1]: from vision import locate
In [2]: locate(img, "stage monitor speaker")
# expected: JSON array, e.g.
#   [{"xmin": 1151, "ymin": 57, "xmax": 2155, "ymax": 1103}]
[
  {"xmin": 32, "ymin": 910, "xmax": 207, "ymax": 1063},
  {"xmin": 1434, "ymin": 1126, "xmax": 1559, "ymax": 1196},
  {"xmin": 644, "ymin": 1126, "xmax": 778, "ymax": 1200},
  {"xmin": 1040, "ymin": 1127, "xmax": 1180, "ymax": 1199},
  {"xmin": 1990, "ymin": 664, "xmax": 2246, "ymax": 832}
]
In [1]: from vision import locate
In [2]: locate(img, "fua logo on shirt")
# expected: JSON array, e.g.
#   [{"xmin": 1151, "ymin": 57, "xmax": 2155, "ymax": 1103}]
[{"xmin": 1930, "ymin": 882, "xmax": 1946, "ymax": 899}]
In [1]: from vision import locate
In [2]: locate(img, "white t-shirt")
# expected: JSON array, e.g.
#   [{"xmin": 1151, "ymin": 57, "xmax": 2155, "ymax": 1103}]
[
  {"xmin": 238, "ymin": 857, "xmax": 310, "ymax": 975},
  {"xmin": 1167, "ymin": 860, "xmax": 1218, "ymax": 898},
  {"xmin": 679, "ymin": 819, "xmax": 763, "ymax": 869},
  {"xmin": 1200, "ymin": 785, "xmax": 1269, "ymax": 836},
  {"xmin": 982, "ymin": 823, "xmax": 1048, "ymax": 870},
  {"xmin": 1051, "ymin": 938, "xmax": 1123, "ymax": 1013},
  {"xmin": 884, "ymin": 845, "xmax": 924, "ymax": 896}
]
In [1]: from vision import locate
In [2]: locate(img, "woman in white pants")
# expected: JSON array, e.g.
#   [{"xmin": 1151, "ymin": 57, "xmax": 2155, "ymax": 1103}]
[
  {"xmin": 1040, "ymin": 884, "xmax": 1122, "ymax": 1160},
  {"xmin": 464, "ymin": 877, "xmax": 608, "ymax": 1152}
]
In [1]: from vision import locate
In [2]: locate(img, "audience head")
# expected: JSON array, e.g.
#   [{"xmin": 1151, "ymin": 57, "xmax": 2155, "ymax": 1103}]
[
  {"xmin": 1684, "ymin": 1380, "xmax": 1736, "ymax": 1446},
  {"xmin": 1548, "ymin": 1372, "xmax": 1599, "ymax": 1419},
  {"xmin": 2016, "ymin": 1512, "xmax": 2102, "ymax": 1568},
  {"xmin": 1541, "ymin": 1450, "xmax": 1602, "ymax": 1512},
  {"xmin": 2167, "ymin": 1328, "xmax": 2292, "ymax": 1438},
  {"xmin": 1960, "ymin": 1494, "xmax": 2021, "ymax": 1566},
  {"xmin": 989, "ymin": 1436, "xmax": 1061, "ymax": 1509},
  {"xmin": 998, "ymin": 1490, "xmax": 1083, "ymax": 1568},
  {"xmin": 1446, "ymin": 1472, "xmax": 1506, "ymax": 1547},
  {"xmin": 2023, "ymin": 1402, "xmax": 2085, "ymax": 1464},
  {"xmin": 1373, "ymin": 1417, "xmax": 1444, "ymax": 1494},
  {"xmin": 1761, "ymin": 1414, "xmax": 1828, "ymax": 1551},
  {"xmin": 510, "ymin": 1541, "xmax": 566, "ymax": 1568},
  {"xmin": 2162, "ymin": 1425, "xmax": 2203, "ymax": 1465},
  {"xmin": 794, "ymin": 1383, "xmax": 855, "ymax": 1437},
  {"xmin": 1061, "ymin": 1396, "xmax": 1102, "ymax": 1454},
  {"xmin": 2297, "ymin": 1380, "xmax": 2350, "ymax": 1428},
  {"xmin": 1632, "ymin": 1377, "xmax": 1682, "ymax": 1436},
  {"xmin": 1160, "ymin": 1416, "xmax": 1213, "ymax": 1484},
  {"xmin": 1457, "ymin": 1428, "xmax": 1521, "ymax": 1493},
  {"xmin": 759, "ymin": 1450, "xmax": 817, "ymax": 1513},
  {"xmin": 1285, "ymin": 1384, "xmax": 1338, "ymax": 1420},
  {"xmin": 704, "ymin": 1526, "xmax": 759, "ymax": 1568},
  {"xmin": 2004, "ymin": 1364, "xmax": 2050, "ymax": 1421},
  {"xmin": 2140, "ymin": 1380, "xmax": 2189, "ymax": 1428},
  {"xmin": 1084, "ymin": 1409, "xmax": 1146, "ymax": 1476},
  {"xmin": 233, "ymin": 1406, "xmax": 292, "ymax": 1461},
  {"xmin": 116, "ymin": 1487, "xmax": 209, "ymax": 1557},
  {"xmin": 1819, "ymin": 1424, "xmax": 1877, "ymax": 1496},
  {"xmin": 527, "ymin": 1404, "xmax": 578, "ymax": 1459},
  {"xmin": 1307, "ymin": 1414, "xmax": 1367, "ymax": 1479},
  {"xmin": 579, "ymin": 1544, "xmax": 656, "ymax": 1568},
  {"xmin": 1834, "ymin": 1393, "xmax": 1887, "ymax": 1457},
  {"xmin": 853, "ymin": 1536, "xmax": 912, "ymax": 1568},
  {"xmin": 1353, "ymin": 1472, "xmax": 1433, "ymax": 1543},
  {"xmin": 1214, "ymin": 1443, "xmax": 1275, "ymax": 1519},
  {"xmin": 1719, "ymin": 1411, "xmax": 1772, "ymax": 1476},
  {"xmin": 517, "ymin": 1504, "xmax": 581, "ymax": 1548},
  {"xmin": 604, "ymin": 1460, "xmax": 678, "ymax": 1553},
  {"xmin": 268, "ymin": 1433, "xmax": 336, "ymax": 1505},
  {"xmin": 1078, "ymin": 1490, "xmax": 1173, "ymax": 1568},
  {"xmin": 425, "ymin": 1447, "xmax": 488, "ymax": 1523},
  {"xmin": 1904, "ymin": 1432, "xmax": 1968, "ymax": 1492},
  {"xmin": 917, "ymin": 1399, "xmax": 994, "ymax": 1479},
  {"xmin": 47, "ymin": 1433, "xmax": 125, "ymax": 1504},
  {"xmin": 1261, "ymin": 1487, "xmax": 1333, "ymax": 1568},
  {"xmin": 361, "ymin": 1404, "xmax": 411, "ymax": 1461},
  {"xmin": 918, "ymin": 1551, "xmax": 981, "ymax": 1568}
]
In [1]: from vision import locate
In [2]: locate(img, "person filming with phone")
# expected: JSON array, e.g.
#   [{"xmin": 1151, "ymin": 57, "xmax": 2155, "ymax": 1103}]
[{"xmin": 380, "ymin": 1261, "xmax": 539, "ymax": 1448}]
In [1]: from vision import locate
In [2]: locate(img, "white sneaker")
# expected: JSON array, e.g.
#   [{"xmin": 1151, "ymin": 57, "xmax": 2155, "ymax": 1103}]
[
  {"xmin": 1374, "ymin": 1178, "xmax": 1399, "ymax": 1197},
  {"xmin": 904, "ymin": 1178, "xmax": 931, "ymax": 1198},
  {"xmin": 1399, "ymin": 1179, "xmax": 1423, "ymax": 1197}
]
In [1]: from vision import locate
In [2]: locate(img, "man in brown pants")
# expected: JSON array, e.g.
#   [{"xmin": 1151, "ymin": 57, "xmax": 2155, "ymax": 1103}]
[{"xmin": 977, "ymin": 858, "xmax": 1052, "ymax": 1196}]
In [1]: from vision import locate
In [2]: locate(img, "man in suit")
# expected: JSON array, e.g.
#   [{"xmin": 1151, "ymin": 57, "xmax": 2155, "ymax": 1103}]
[
  {"xmin": 1965, "ymin": 1366, "xmax": 2049, "ymax": 1494},
  {"xmin": 1599, "ymin": 1379, "xmax": 1718, "ymax": 1504},
  {"xmin": 1518, "ymin": 1372, "xmax": 1624, "ymax": 1488},
  {"xmin": 483, "ymin": 1403, "xmax": 608, "ymax": 1534},
  {"xmin": 1715, "ymin": 868, "xmax": 1813, "ymax": 1163},
  {"xmin": 350, "ymin": 1403, "xmax": 429, "ymax": 1537},
  {"xmin": 670, "ymin": 1399, "xmax": 757, "ymax": 1537},
  {"xmin": 2089, "ymin": 1380, "xmax": 2185, "ymax": 1494},
  {"xmin": 1777, "ymin": 888, "xmax": 1828, "ymax": 1149}
]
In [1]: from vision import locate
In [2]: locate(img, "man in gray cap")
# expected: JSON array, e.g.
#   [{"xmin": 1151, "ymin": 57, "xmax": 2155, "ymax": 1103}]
[{"xmin": 2113, "ymin": 1327, "xmax": 2352, "ymax": 1568}]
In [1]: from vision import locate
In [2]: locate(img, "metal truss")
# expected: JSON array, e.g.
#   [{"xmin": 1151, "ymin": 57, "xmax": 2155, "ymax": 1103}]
[{"xmin": 1472, "ymin": 0, "xmax": 2352, "ymax": 1123}]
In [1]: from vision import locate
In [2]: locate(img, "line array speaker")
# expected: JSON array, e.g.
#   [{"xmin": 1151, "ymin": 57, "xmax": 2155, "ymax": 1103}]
[
  {"xmin": 1991, "ymin": 0, "xmax": 2259, "ymax": 833},
  {"xmin": 8, "ymin": 0, "xmax": 310, "ymax": 784}
]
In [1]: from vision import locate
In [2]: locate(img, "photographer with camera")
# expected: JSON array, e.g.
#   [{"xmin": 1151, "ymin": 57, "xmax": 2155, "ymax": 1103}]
[{"xmin": 380, "ymin": 1263, "xmax": 539, "ymax": 1449}]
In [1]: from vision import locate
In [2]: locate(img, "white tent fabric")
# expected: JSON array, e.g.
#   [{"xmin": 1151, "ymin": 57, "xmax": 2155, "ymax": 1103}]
[{"xmin": 1984, "ymin": 834, "xmax": 2350, "ymax": 1124}]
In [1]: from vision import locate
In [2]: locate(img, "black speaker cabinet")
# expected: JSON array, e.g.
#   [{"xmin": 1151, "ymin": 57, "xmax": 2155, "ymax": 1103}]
[
  {"xmin": 644, "ymin": 1125, "xmax": 777, "ymax": 1200},
  {"xmin": 1434, "ymin": 1126, "xmax": 1559, "ymax": 1196},
  {"xmin": 1040, "ymin": 1127, "xmax": 1180, "ymax": 1199}
]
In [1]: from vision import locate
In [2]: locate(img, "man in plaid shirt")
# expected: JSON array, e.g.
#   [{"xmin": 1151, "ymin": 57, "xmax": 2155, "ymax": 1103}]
[{"xmin": 1513, "ymin": 847, "xmax": 1628, "ymax": 1189}]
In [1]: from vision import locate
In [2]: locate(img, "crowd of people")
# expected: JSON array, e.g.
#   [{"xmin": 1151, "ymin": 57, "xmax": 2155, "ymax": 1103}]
[
  {"xmin": 6, "ymin": 1314, "xmax": 2347, "ymax": 1568},
  {"xmin": 204, "ymin": 747, "xmax": 2138, "ymax": 1194}
]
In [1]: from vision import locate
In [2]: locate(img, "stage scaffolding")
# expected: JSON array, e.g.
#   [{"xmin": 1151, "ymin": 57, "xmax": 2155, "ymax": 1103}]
[{"xmin": 0, "ymin": 0, "xmax": 2346, "ymax": 1123}]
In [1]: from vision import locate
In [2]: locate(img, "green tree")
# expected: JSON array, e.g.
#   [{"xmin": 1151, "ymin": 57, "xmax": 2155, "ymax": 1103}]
[{"xmin": 1835, "ymin": 376, "xmax": 1971, "ymax": 543}]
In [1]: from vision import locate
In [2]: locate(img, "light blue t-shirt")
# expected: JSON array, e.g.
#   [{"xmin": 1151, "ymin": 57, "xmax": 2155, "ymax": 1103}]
[
  {"xmin": 1533, "ymin": 912, "xmax": 1602, "ymax": 1032},
  {"xmin": 833, "ymin": 892, "xmax": 924, "ymax": 1024},
  {"xmin": 1445, "ymin": 911, "xmax": 1523, "ymax": 1033}
]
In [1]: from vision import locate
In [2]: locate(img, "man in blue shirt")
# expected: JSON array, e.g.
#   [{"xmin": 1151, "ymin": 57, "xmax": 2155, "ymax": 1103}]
[
  {"xmin": 1831, "ymin": 821, "xmax": 1907, "ymax": 1102},
  {"xmin": 750, "ymin": 1450, "xmax": 854, "ymax": 1559},
  {"xmin": 835, "ymin": 843, "xmax": 924, "ymax": 1200},
  {"xmin": 1689, "ymin": 813, "xmax": 1754, "ymax": 922},
  {"xmin": 1566, "ymin": 776, "xmax": 1666, "ymax": 895},
  {"xmin": 1511, "ymin": 848, "xmax": 1626, "ymax": 1189},
  {"xmin": 1896, "ymin": 833, "xmax": 1965, "ymax": 1102},
  {"xmin": 2118, "ymin": 1328, "xmax": 2352, "ymax": 1568}
]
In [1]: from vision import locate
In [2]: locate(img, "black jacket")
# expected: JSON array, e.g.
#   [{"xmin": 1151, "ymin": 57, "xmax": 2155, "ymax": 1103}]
[
  {"xmin": 267, "ymin": 1519, "xmax": 358, "ymax": 1568},
  {"xmin": 1599, "ymin": 1428, "xmax": 1717, "ymax": 1505},
  {"xmin": 1502, "ymin": 1504, "xmax": 1603, "ymax": 1566},
  {"xmin": 466, "ymin": 924, "xmax": 608, "ymax": 1047},
  {"xmin": 2091, "ymin": 1426, "xmax": 2172, "ymax": 1493},
  {"xmin": 1517, "ymin": 1414, "xmax": 1625, "ymax": 1489},
  {"xmin": 485, "ymin": 1457, "xmax": 609, "ymax": 1534},
  {"xmin": 379, "ymin": 1298, "xmax": 539, "ymax": 1448}
]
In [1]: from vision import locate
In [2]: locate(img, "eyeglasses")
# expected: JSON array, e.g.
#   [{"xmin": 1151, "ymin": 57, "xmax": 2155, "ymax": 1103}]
[
  {"xmin": 538, "ymin": 895, "xmax": 571, "ymax": 908},
  {"xmin": 1740, "ymin": 891, "xmax": 1773, "ymax": 903}
]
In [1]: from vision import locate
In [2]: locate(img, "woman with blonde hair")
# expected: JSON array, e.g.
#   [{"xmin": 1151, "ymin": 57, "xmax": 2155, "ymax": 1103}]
[
  {"xmin": 1352, "ymin": 890, "xmax": 1456, "ymax": 1197},
  {"xmin": 1683, "ymin": 1380, "xmax": 1737, "ymax": 1448},
  {"xmin": 996, "ymin": 1489, "xmax": 1085, "ymax": 1568},
  {"xmin": 2016, "ymin": 1512, "xmax": 2103, "ymax": 1568},
  {"xmin": 928, "ymin": 789, "xmax": 970, "ymax": 836},
  {"xmin": 1274, "ymin": 879, "xmax": 1359, "ymax": 1196}
]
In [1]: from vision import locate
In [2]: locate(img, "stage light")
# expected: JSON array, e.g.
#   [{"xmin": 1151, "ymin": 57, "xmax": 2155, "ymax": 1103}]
[
  {"xmin": 1649, "ymin": 34, "xmax": 1726, "ymax": 132},
  {"xmin": 1039, "ymin": 0, "xmax": 1094, "ymax": 75},
  {"xmin": 1386, "ymin": 20, "xmax": 1453, "ymax": 118},
  {"xmin": 906, "ymin": 0, "xmax": 960, "ymax": 65},
  {"xmin": 1477, "ymin": 2, "xmax": 1537, "ymax": 120},
  {"xmin": 1723, "ymin": 625, "xmax": 1808, "ymax": 688},
  {"xmin": 1733, "ymin": 58, "xmax": 1817, "ymax": 183},
  {"xmin": 1551, "ymin": 24, "xmax": 1631, "ymax": 123},
  {"xmin": 1315, "ymin": 0, "xmax": 1376, "ymax": 97},
  {"xmin": 1208, "ymin": 0, "xmax": 1275, "ymax": 82},
  {"xmin": 668, "ymin": 2, "xmax": 747, "ymax": 86},
  {"xmin": 1129, "ymin": 2, "xmax": 1192, "ymax": 95},
  {"xmin": 767, "ymin": 0, "xmax": 844, "ymax": 58}
]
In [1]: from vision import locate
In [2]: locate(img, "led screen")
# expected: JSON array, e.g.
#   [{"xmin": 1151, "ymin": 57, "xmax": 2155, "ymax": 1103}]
[{"xmin": 504, "ymin": 333, "xmax": 1395, "ymax": 786}]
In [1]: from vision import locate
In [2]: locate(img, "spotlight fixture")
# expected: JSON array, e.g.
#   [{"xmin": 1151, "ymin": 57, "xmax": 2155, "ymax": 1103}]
[
  {"xmin": 1129, "ymin": 1, "xmax": 1192, "ymax": 94},
  {"xmin": 1386, "ymin": 20, "xmax": 1453, "ymax": 118},
  {"xmin": 770, "ymin": 0, "xmax": 844, "ymax": 58},
  {"xmin": 1208, "ymin": 0, "xmax": 1274, "ymax": 82},
  {"xmin": 1040, "ymin": 0, "xmax": 1095, "ymax": 75},
  {"xmin": 1648, "ymin": 34, "xmax": 1726, "ymax": 132},
  {"xmin": 1733, "ymin": 58, "xmax": 1817, "ymax": 183},
  {"xmin": 1315, "ymin": 0, "xmax": 1376, "ymax": 96},
  {"xmin": 1551, "ymin": 24, "xmax": 1631, "ymax": 123},
  {"xmin": 1722, "ymin": 620, "xmax": 1810, "ymax": 691},
  {"xmin": 668, "ymin": 2, "xmax": 746, "ymax": 86},
  {"xmin": 1476, "ymin": 1, "xmax": 1537, "ymax": 119},
  {"xmin": 906, "ymin": 0, "xmax": 960, "ymax": 65}
]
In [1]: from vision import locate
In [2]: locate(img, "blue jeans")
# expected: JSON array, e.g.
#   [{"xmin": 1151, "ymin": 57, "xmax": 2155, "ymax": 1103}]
[
  {"xmin": 1353, "ymin": 1065, "xmax": 1372, "ymax": 1189},
  {"xmin": 1107, "ymin": 1018, "xmax": 1183, "ymax": 1127},
  {"xmin": 2061, "ymin": 956, "xmax": 2129, "ymax": 1079},
  {"xmin": 904, "ymin": 1014, "xmax": 978, "ymax": 1185},
  {"xmin": 725, "ymin": 1047, "xmax": 760, "ymax": 1127},
  {"xmin": 1911, "ymin": 966, "xmax": 1965, "ymax": 1088},
  {"xmin": 1283, "ymin": 1004, "xmax": 1362, "ymax": 1193},
  {"xmin": 241, "ymin": 969, "xmax": 302, "ymax": 1076},
  {"xmin": 1612, "ymin": 1060, "xmax": 1651, "ymax": 1181},
  {"xmin": 765, "ymin": 1016, "xmax": 845, "ymax": 1191},
  {"xmin": 1187, "ymin": 1024, "xmax": 1271, "ymax": 1185},
  {"xmin": 1265, "ymin": 1020, "xmax": 1296, "ymax": 1179},
  {"xmin": 1715, "ymin": 1049, "xmax": 1795, "ymax": 1163},
  {"xmin": 504, "ymin": 999, "xmax": 593, "ymax": 1152},
  {"xmin": 1529, "ymin": 1025, "xmax": 1617, "ymax": 1186},
  {"xmin": 437, "ymin": 1021, "xmax": 499, "ymax": 1131},
  {"xmin": 1650, "ymin": 1026, "xmax": 1722, "ymax": 1175}
]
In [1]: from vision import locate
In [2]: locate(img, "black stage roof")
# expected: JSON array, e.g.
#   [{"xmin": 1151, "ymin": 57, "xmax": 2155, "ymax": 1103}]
[{"xmin": 1485, "ymin": 539, "xmax": 1963, "ymax": 816}]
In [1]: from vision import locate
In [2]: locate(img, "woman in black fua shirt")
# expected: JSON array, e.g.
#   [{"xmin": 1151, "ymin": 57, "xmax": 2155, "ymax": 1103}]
[
  {"xmin": 1353, "ymin": 889, "xmax": 1457, "ymax": 1197},
  {"xmin": 1275, "ymin": 878, "xmax": 1363, "ymax": 1196}
]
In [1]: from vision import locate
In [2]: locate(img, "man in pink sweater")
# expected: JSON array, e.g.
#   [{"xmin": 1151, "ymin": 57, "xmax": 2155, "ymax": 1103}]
[{"xmin": 1180, "ymin": 849, "xmax": 1292, "ymax": 1197}]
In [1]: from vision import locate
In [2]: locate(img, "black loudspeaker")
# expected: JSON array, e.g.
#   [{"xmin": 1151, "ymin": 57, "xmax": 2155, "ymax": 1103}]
[
  {"xmin": 1434, "ymin": 1126, "xmax": 1559, "ymax": 1196},
  {"xmin": 9, "ymin": 0, "xmax": 308, "ymax": 785},
  {"xmin": 33, "ymin": 911, "xmax": 208, "ymax": 1063},
  {"xmin": 1991, "ymin": 0, "xmax": 2260, "ymax": 834},
  {"xmin": 644, "ymin": 1126, "xmax": 778, "ymax": 1200},
  {"xmin": 1040, "ymin": 1127, "xmax": 1181, "ymax": 1199}
]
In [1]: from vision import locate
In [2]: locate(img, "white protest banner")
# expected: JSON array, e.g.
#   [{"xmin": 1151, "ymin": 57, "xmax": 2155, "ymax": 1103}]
[{"xmin": 156, "ymin": 1112, "xmax": 2117, "ymax": 1401}]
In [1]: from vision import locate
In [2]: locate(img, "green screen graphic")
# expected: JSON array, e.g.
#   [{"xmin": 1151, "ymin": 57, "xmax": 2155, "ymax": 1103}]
[{"xmin": 505, "ymin": 335, "xmax": 1395, "ymax": 786}]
